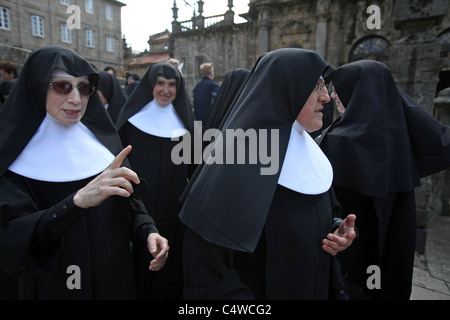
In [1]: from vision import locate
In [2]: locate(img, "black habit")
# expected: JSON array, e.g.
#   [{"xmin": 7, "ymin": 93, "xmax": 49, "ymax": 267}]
[
  {"xmin": 116, "ymin": 62, "xmax": 194, "ymax": 300},
  {"xmin": 0, "ymin": 46, "xmax": 159, "ymax": 299},
  {"xmin": 202, "ymin": 68, "xmax": 250, "ymax": 133},
  {"xmin": 179, "ymin": 48, "xmax": 340, "ymax": 299},
  {"xmin": 318, "ymin": 60, "xmax": 450, "ymax": 299},
  {"xmin": 98, "ymin": 70, "xmax": 126, "ymax": 124}
]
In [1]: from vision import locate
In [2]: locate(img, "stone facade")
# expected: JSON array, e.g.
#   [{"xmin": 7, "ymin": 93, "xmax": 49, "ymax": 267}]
[
  {"xmin": 170, "ymin": 0, "xmax": 450, "ymax": 248},
  {"xmin": 0, "ymin": 0, "xmax": 125, "ymax": 72}
]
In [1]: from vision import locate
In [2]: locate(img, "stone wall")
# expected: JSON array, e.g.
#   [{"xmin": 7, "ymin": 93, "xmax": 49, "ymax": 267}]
[{"xmin": 0, "ymin": 44, "xmax": 31, "ymax": 71}]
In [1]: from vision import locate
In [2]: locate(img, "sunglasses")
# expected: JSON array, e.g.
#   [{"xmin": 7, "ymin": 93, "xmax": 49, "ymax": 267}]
[{"xmin": 48, "ymin": 81, "xmax": 96, "ymax": 97}]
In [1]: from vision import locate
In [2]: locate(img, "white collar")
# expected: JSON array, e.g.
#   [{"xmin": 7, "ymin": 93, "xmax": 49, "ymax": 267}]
[
  {"xmin": 278, "ymin": 120, "xmax": 333, "ymax": 194},
  {"xmin": 8, "ymin": 113, "xmax": 115, "ymax": 182},
  {"xmin": 128, "ymin": 99, "xmax": 188, "ymax": 138}
]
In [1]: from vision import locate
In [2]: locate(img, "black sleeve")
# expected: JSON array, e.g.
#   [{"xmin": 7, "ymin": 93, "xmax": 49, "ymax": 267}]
[
  {"xmin": 0, "ymin": 176, "xmax": 85, "ymax": 277},
  {"xmin": 34, "ymin": 192, "xmax": 87, "ymax": 248},
  {"xmin": 128, "ymin": 178, "xmax": 159, "ymax": 243}
]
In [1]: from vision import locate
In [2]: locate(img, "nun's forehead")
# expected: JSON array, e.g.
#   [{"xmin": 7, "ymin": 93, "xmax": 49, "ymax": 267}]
[{"xmin": 51, "ymin": 68, "xmax": 89, "ymax": 80}]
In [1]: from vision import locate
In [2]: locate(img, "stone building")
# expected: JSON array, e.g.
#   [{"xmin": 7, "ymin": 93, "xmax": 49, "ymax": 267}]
[
  {"xmin": 0, "ymin": 0, "xmax": 126, "ymax": 73},
  {"xmin": 169, "ymin": 0, "xmax": 450, "ymax": 251},
  {"xmin": 126, "ymin": 30, "xmax": 172, "ymax": 78}
]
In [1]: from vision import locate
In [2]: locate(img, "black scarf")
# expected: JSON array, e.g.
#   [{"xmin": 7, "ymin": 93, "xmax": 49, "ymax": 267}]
[
  {"xmin": 179, "ymin": 48, "xmax": 333, "ymax": 252},
  {"xmin": 319, "ymin": 60, "xmax": 450, "ymax": 198},
  {"xmin": 98, "ymin": 70, "xmax": 126, "ymax": 124}
]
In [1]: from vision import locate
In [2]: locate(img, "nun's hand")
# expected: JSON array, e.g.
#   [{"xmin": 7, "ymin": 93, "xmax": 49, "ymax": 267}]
[
  {"xmin": 147, "ymin": 233, "xmax": 170, "ymax": 271},
  {"xmin": 73, "ymin": 145, "xmax": 140, "ymax": 209},
  {"xmin": 322, "ymin": 214, "xmax": 356, "ymax": 255}
]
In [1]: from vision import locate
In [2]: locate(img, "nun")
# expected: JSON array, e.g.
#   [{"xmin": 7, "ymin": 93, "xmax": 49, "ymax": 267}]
[
  {"xmin": 202, "ymin": 68, "xmax": 250, "ymax": 134},
  {"xmin": 116, "ymin": 62, "xmax": 194, "ymax": 300},
  {"xmin": 179, "ymin": 48, "xmax": 356, "ymax": 300},
  {"xmin": 318, "ymin": 60, "xmax": 450, "ymax": 299},
  {"xmin": 0, "ymin": 46, "xmax": 169, "ymax": 300}
]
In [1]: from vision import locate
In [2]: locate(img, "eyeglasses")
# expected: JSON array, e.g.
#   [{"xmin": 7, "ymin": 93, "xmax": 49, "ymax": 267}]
[
  {"xmin": 48, "ymin": 81, "xmax": 96, "ymax": 97},
  {"xmin": 315, "ymin": 78, "xmax": 328, "ymax": 95}
]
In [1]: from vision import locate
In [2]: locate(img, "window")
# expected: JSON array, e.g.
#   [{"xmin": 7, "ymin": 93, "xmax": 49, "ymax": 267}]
[
  {"xmin": 61, "ymin": 23, "xmax": 72, "ymax": 43},
  {"xmin": 349, "ymin": 36, "xmax": 390, "ymax": 62},
  {"xmin": 31, "ymin": 15, "xmax": 44, "ymax": 37},
  {"xmin": 195, "ymin": 56, "xmax": 205, "ymax": 79},
  {"xmin": 60, "ymin": 0, "xmax": 70, "ymax": 5},
  {"xmin": 86, "ymin": 29, "xmax": 95, "ymax": 47},
  {"xmin": 0, "ymin": 6, "xmax": 10, "ymax": 30},
  {"xmin": 106, "ymin": 35, "xmax": 114, "ymax": 52},
  {"xmin": 85, "ymin": 0, "xmax": 93, "ymax": 14},
  {"xmin": 105, "ymin": 5, "xmax": 113, "ymax": 20}
]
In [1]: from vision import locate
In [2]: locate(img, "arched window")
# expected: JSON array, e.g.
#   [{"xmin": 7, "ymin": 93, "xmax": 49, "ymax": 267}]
[
  {"xmin": 349, "ymin": 36, "xmax": 390, "ymax": 62},
  {"xmin": 438, "ymin": 29, "xmax": 450, "ymax": 59}
]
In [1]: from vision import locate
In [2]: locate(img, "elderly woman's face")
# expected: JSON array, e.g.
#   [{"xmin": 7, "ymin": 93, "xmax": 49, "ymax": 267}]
[
  {"xmin": 296, "ymin": 78, "xmax": 331, "ymax": 132},
  {"xmin": 46, "ymin": 76, "xmax": 91, "ymax": 125},
  {"xmin": 153, "ymin": 76, "xmax": 177, "ymax": 106},
  {"xmin": 331, "ymin": 89, "xmax": 346, "ymax": 114}
]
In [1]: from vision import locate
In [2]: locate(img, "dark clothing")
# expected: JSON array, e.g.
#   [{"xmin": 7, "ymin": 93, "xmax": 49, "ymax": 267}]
[
  {"xmin": 0, "ymin": 78, "xmax": 16, "ymax": 104},
  {"xmin": 236, "ymin": 186, "xmax": 334, "ymax": 299},
  {"xmin": 333, "ymin": 187, "xmax": 416, "ymax": 300},
  {"xmin": 202, "ymin": 68, "xmax": 250, "ymax": 133},
  {"xmin": 124, "ymin": 81, "xmax": 139, "ymax": 98},
  {"xmin": 180, "ymin": 49, "xmax": 334, "ymax": 253},
  {"xmin": 119, "ymin": 122, "xmax": 187, "ymax": 300},
  {"xmin": 98, "ymin": 71, "xmax": 126, "ymax": 124},
  {"xmin": 0, "ymin": 46, "xmax": 160, "ymax": 300},
  {"xmin": 179, "ymin": 48, "xmax": 336, "ymax": 299},
  {"xmin": 193, "ymin": 77, "xmax": 219, "ymax": 121},
  {"xmin": 0, "ymin": 170, "xmax": 155, "ymax": 299},
  {"xmin": 182, "ymin": 186, "xmax": 340, "ymax": 300},
  {"xmin": 117, "ymin": 62, "xmax": 194, "ymax": 300},
  {"xmin": 319, "ymin": 60, "xmax": 450, "ymax": 299}
]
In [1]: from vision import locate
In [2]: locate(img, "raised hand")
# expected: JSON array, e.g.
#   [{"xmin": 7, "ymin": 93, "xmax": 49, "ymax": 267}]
[{"xmin": 73, "ymin": 145, "xmax": 140, "ymax": 209}]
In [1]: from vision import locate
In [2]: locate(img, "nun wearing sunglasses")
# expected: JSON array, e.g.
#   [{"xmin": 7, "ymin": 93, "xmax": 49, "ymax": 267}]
[{"xmin": 0, "ymin": 46, "xmax": 169, "ymax": 300}]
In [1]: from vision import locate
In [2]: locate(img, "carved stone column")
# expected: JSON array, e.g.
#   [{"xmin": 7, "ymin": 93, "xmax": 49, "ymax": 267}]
[
  {"xmin": 315, "ymin": 0, "xmax": 330, "ymax": 59},
  {"xmin": 256, "ymin": 5, "xmax": 271, "ymax": 57}
]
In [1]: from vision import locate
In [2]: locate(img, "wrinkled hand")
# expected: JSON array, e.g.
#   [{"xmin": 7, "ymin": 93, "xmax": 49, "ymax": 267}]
[
  {"xmin": 322, "ymin": 214, "xmax": 356, "ymax": 255},
  {"xmin": 73, "ymin": 145, "xmax": 140, "ymax": 209},
  {"xmin": 147, "ymin": 233, "xmax": 169, "ymax": 271}
]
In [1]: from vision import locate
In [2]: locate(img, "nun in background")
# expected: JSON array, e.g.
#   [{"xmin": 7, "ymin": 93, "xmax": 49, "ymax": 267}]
[
  {"xmin": 124, "ymin": 72, "xmax": 140, "ymax": 97},
  {"xmin": 202, "ymin": 68, "xmax": 250, "ymax": 134},
  {"xmin": 97, "ymin": 70, "xmax": 126, "ymax": 124},
  {"xmin": 0, "ymin": 46, "xmax": 169, "ymax": 300},
  {"xmin": 116, "ymin": 62, "xmax": 194, "ymax": 300},
  {"xmin": 179, "ymin": 48, "xmax": 356, "ymax": 300},
  {"xmin": 318, "ymin": 60, "xmax": 450, "ymax": 299},
  {"xmin": 188, "ymin": 67, "xmax": 251, "ymax": 173}
]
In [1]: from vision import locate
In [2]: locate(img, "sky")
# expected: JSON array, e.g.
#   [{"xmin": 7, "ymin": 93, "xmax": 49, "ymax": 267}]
[{"xmin": 121, "ymin": 0, "xmax": 250, "ymax": 52}]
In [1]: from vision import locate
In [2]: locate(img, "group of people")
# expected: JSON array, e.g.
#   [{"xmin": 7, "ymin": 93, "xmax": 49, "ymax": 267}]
[{"xmin": 0, "ymin": 45, "xmax": 449, "ymax": 300}]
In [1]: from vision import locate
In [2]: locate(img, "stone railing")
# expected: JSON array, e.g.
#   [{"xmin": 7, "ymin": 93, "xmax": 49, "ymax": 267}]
[{"xmin": 176, "ymin": 13, "xmax": 231, "ymax": 32}]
